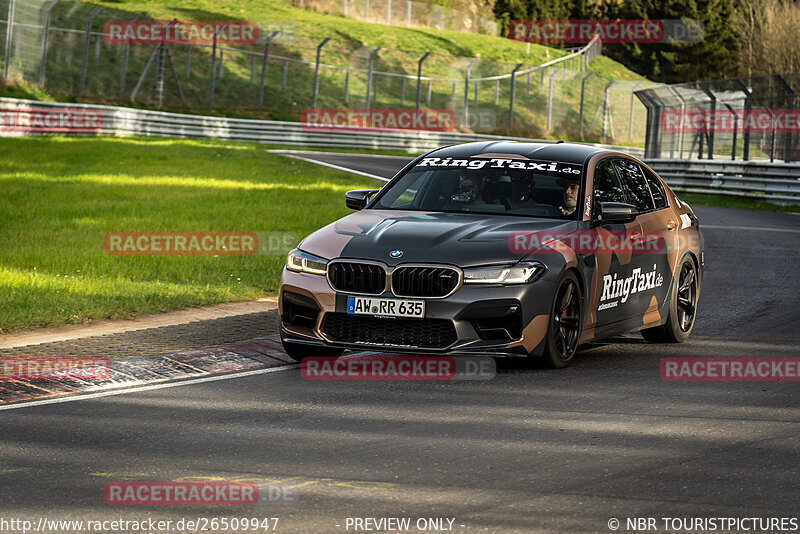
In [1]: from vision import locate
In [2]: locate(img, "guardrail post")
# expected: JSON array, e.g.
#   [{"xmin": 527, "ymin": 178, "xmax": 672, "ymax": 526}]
[
  {"xmin": 3, "ymin": 0, "xmax": 15, "ymax": 79},
  {"xmin": 578, "ymin": 72, "xmax": 594, "ymax": 138},
  {"xmin": 311, "ymin": 37, "xmax": 330, "ymax": 108},
  {"xmin": 507, "ymin": 62, "xmax": 523, "ymax": 130},
  {"xmin": 118, "ymin": 14, "xmax": 141, "ymax": 99},
  {"xmin": 365, "ymin": 46, "xmax": 381, "ymax": 111},
  {"xmin": 259, "ymin": 30, "xmax": 280, "ymax": 106},
  {"xmin": 38, "ymin": 0, "xmax": 60, "ymax": 85},
  {"xmin": 415, "ymin": 51, "xmax": 430, "ymax": 110},
  {"xmin": 78, "ymin": 7, "xmax": 103, "ymax": 96}
]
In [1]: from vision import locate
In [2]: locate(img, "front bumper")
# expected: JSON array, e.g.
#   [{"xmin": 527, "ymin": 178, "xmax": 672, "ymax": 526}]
[{"xmin": 279, "ymin": 267, "xmax": 556, "ymax": 357}]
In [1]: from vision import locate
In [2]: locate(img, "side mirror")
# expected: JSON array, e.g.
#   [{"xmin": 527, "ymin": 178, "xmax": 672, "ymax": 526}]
[
  {"xmin": 345, "ymin": 189, "xmax": 379, "ymax": 210},
  {"xmin": 596, "ymin": 202, "xmax": 638, "ymax": 224}
]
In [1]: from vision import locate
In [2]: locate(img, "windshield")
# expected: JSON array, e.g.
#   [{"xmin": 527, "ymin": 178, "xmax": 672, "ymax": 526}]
[{"xmin": 372, "ymin": 156, "xmax": 584, "ymax": 219}]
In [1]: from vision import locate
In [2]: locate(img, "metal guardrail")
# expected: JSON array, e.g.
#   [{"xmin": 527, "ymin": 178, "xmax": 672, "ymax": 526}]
[
  {"xmin": 5, "ymin": 97, "xmax": 798, "ymax": 204},
  {"xmin": 0, "ymin": 97, "xmax": 642, "ymax": 154},
  {"xmin": 647, "ymin": 159, "xmax": 800, "ymax": 204}
]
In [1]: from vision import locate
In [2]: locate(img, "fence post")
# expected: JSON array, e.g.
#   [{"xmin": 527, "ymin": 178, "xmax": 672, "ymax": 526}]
[
  {"xmin": 494, "ymin": 79, "xmax": 498, "ymax": 105},
  {"xmin": 282, "ymin": 60, "xmax": 288, "ymax": 89},
  {"xmin": 426, "ymin": 79, "xmax": 431, "ymax": 106},
  {"xmin": 365, "ymin": 0, "xmax": 370, "ymax": 19},
  {"xmin": 311, "ymin": 37, "xmax": 331, "ymax": 108},
  {"xmin": 185, "ymin": 46, "xmax": 191, "ymax": 78},
  {"xmin": 343, "ymin": 0, "xmax": 347, "ymax": 15},
  {"xmin": 507, "ymin": 63, "xmax": 523, "ymax": 130},
  {"xmin": 78, "ymin": 7, "xmax": 103, "ymax": 96},
  {"xmin": 406, "ymin": 0, "xmax": 411, "ymax": 26},
  {"xmin": 400, "ymin": 77, "xmax": 405, "ymax": 104},
  {"xmin": 365, "ymin": 46, "xmax": 381, "ymax": 111},
  {"xmin": 774, "ymin": 74, "xmax": 795, "ymax": 163},
  {"xmin": 386, "ymin": 0, "xmax": 391, "ymax": 24},
  {"xmin": 118, "ymin": 14, "xmax": 140, "ymax": 99},
  {"xmin": 546, "ymin": 68, "xmax": 558, "ymax": 131},
  {"xmin": 3, "ymin": 0, "xmax": 15, "ymax": 79},
  {"xmin": 700, "ymin": 83, "xmax": 716, "ymax": 159},
  {"xmin": 209, "ymin": 25, "xmax": 228, "ymax": 107},
  {"xmin": 628, "ymin": 81, "xmax": 643, "ymax": 140},
  {"xmin": 259, "ymin": 30, "xmax": 280, "ymax": 106},
  {"xmin": 38, "ymin": 0, "xmax": 60, "ymax": 85},
  {"xmin": 578, "ymin": 72, "xmax": 594, "ymax": 137},
  {"xmin": 733, "ymin": 79, "xmax": 752, "ymax": 161},
  {"xmin": 415, "ymin": 51, "xmax": 430, "ymax": 109},
  {"xmin": 344, "ymin": 70, "xmax": 349, "ymax": 102},
  {"xmin": 463, "ymin": 58, "xmax": 477, "ymax": 127}
]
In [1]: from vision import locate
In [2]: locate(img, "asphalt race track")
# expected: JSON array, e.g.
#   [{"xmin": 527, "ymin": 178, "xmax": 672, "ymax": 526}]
[{"xmin": 0, "ymin": 152, "xmax": 798, "ymax": 533}]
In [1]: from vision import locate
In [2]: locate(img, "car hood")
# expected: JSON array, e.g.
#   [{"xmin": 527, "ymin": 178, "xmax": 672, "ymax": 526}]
[{"xmin": 299, "ymin": 209, "xmax": 580, "ymax": 267}]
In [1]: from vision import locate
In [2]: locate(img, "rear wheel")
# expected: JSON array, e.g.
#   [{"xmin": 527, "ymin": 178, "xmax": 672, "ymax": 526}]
[
  {"xmin": 541, "ymin": 272, "xmax": 583, "ymax": 368},
  {"xmin": 281, "ymin": 339, "xmax": 344, "ymax": 362},
  {"xmin": 642, "ymin": 256, "xmax": 698, "ymax": 343}
]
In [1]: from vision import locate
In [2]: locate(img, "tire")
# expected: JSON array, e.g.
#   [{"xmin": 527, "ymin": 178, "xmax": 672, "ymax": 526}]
[
  {"xmin": 540, "ymin": 271, "xmax": 583, "ymax": 368},
  {"xmin": 641, "ymin": 255, "xmax": 698, "ymax": 343},
  {"xmin": 281, "ymin": 339, "xmax": 344, "ymax": 362}
]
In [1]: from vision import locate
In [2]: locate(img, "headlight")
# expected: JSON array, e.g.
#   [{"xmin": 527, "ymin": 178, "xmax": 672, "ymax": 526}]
[
  {"xmin": 286, "ymin": 249, "xmax": 328, "ymax": 275},
  {"xmin": 462, "ymin": 261, "xmax": 545, "ymax": 284}
]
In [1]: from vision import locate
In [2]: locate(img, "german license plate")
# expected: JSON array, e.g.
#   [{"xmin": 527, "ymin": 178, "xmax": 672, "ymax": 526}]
[{"xmin": 347, "ymin": 296, "xmax": 425, "ymax": 318}]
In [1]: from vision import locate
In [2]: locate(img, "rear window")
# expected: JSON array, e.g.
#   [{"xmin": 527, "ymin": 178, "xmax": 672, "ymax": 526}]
[
  {"xmin": 642, "ymin": 167, "xmax": 669, "ymax": 209},
  {"xmin": 613, "ymin": 159, "xmax": 655, "ymax": 212},
  {"xmin": 372, "ymin": 156, "xmax": 585, "ymax": 219}
]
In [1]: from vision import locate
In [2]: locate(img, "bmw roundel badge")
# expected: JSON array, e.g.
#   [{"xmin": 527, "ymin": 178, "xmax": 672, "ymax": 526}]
[{"xmin": 390, "ymin": 250, "xmax": 404, "ymax": 258}]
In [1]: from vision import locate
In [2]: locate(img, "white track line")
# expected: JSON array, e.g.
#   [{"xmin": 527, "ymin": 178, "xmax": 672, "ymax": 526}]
[
  {"xmin": 702, "ymin": 225, "xmax": 800, "ymax": 233},
  {"xmin": 271, "ymin": 149, "xmax": 413, "ymax": 160},
  {"xmin": 0, "ymin": 364, "xmax": 297, "ymax": 411},
  {"xmin": 271, "ymin": 152, "xmax": 390, "ymax": 182}
]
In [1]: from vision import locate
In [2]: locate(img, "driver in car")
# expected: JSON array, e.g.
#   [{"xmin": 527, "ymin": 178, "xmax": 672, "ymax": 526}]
[{"xmin": 557, "ymin": 176, "xmax": 580, "ymax": 215}]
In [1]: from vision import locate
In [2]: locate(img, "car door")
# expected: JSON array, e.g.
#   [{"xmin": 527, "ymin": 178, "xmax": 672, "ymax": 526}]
[
  {"xmin": 612, "ymin": 159, "xmax": 674, "ymax": 319},
  {"xmin": 587, "ymin": 158, "xmax": 644, "ymax": 328}
]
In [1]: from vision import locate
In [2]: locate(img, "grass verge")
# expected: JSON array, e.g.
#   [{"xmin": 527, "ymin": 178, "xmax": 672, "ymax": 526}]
[{"xmin": 0, "ymin": 136, "xmax": 377, "ymax": 333}]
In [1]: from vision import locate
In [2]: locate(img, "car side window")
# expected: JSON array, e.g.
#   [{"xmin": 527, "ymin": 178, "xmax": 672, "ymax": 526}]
[
  {"xmin": 593, "ymin": 159, "xmax": 627, "ymax": 205},
  {"xmin": 613, "ymin": 159, "xmax": 655, "ymax": 212},
  {"xmin": 642, "ymin": 167, "xmax": 669, "ymax": 209}
]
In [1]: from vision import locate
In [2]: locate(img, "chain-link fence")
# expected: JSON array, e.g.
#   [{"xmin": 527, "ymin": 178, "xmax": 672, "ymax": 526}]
[
  {"xmin": 286, "ymin": 0, "xmax": 498, "ymax": 36},
  {"xmin": 1, "ymin": 0, "xmax": 653, "ymax": 144},
  {"xmin": 636, "ymin": 74, "xmax": 800, "ymax": 163}
]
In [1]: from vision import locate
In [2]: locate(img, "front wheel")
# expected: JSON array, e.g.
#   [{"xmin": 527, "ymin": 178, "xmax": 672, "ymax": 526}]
[
  {"xmin": 281, "ymin": 339, "xmax": 344, "ymax": 362},
  {"xmin": 541, "ymin": 271, "xmax": 583, "ymax": 368},
  {"xmin": 642, "ymin": 255, "xmax": 698, "ymax": 343}
]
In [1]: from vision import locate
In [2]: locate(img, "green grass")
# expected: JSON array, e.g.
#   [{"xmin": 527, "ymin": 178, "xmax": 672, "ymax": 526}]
[{"xmin": 0, "ymin": 136, "xmax": 377, "ymax": 333}]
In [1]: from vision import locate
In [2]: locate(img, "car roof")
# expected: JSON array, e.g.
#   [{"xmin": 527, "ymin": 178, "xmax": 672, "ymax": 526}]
[{"xmin": 426, "ymin": 141, "xmax": 610, "ymax": 165}]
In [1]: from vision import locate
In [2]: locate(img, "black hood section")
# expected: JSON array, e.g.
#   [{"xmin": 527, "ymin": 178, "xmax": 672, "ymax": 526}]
[{"xmin": 304, "ymin": 209, "xmax": 579, "ymax": 267}]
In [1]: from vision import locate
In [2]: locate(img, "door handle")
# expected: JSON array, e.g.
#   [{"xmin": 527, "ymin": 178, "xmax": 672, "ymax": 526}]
[{"xmin": 666, "ymin": 220, "xmax": 678, "ymax": 231}]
